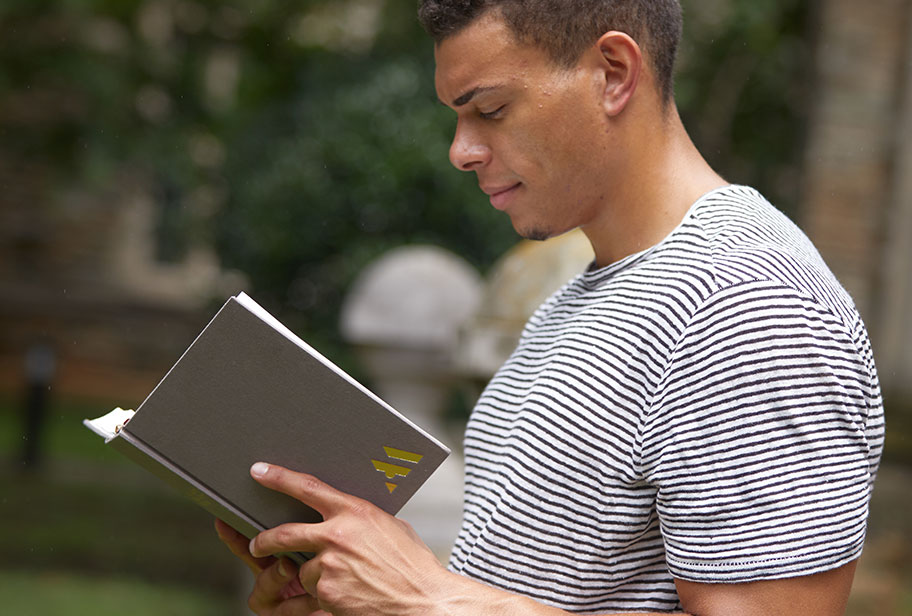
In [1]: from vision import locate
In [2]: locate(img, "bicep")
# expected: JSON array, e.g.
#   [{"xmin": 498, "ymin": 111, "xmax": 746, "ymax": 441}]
[{"xmin": 674, "ymin": 560, "xmax": 857, "ymax": 616}]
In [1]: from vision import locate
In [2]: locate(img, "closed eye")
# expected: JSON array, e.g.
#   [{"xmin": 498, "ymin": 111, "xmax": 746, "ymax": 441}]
[{"xmin": 479, "ymin": 105, "xmax": 506, "ymax": 120}]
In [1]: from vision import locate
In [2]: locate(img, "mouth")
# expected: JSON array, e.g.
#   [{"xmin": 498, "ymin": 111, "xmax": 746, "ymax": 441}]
[{"xmin": 482, "ymin": 182, "xmax": 522, "ymax": 211}]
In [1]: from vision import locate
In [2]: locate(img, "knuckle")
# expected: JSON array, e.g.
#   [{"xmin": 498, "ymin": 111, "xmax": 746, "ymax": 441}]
[
  {"xmin": 308, "ymin": 521, "xmax": 335, "ymax": 545},
  {"xmin": 254, "ymin": 525, "xmax": 296, "ymax": 556},
  {"xmin": 322, "ymin": 525, "xmax": 351, "ymax": 550},
  {"xmin": 315, "ymin": 577, "xmax": 342, "ymax": 606},
  {"xmin": 273, "ymin": 524, "xmax": 297, "ymax": 546},
  {"xmin": 329, "ymin": 526, "xmax": 346, "ymax": 544},
  {"xmin": 397, "ymin": 517, "xmax": 420, "ymax": 540},
  {"xmin": 397, "ymin": 517, "xmax": 415, "ymax": 533},
  {"xmin": 320, "ymin": 550, "xmax": 343, "ymax": 572},
  {"xmin": 348, "ymin": 497, "xmax": 374, "ymax": 518},
  {"xmin": 295, "ymin": 472, "xmax": 321, "ymax": 494}
]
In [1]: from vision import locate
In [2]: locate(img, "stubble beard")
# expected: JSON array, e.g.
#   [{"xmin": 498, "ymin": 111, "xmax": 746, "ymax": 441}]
[
  {"xmin": 511, "ymin": 211, "xmax": 553, "ymax": 242},
  {"xmin": 520, "ymin": 228, "xmax": 552, "ymax": 242},
  {"xmin": 514, "ymin": 216, "xmax": 555, "ymax": 242},
  {"xmin": 508, "ymin": 195, "xmax": 558, "ymax": 242}
]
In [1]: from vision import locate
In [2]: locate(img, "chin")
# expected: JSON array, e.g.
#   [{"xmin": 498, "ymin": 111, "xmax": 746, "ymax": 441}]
[
  {"xmin": 513, "ymin": 220, "xmax": 552, "ymax": 242},
  {"xmin": 521, "ymin": 229, "xmax": 552, "ymax": 242},
  {"xmin": 514, "ymin": 219, "xmax": 564, "ymax": 242}
]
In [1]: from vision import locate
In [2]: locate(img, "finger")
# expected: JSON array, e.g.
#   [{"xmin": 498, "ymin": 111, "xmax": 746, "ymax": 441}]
[
  {"xmin": 275, "ymin": 597, "xmax": 326, "ymax": 616},
  {"xmin": 250, "ymin": 462, "xmax": 349, "ymax": 518},
  {"xmin": 249, "ymin": 521, "xmax": 321, "ymax": 559},
  {"xmin": 249, "ymin": 558, "xmax": 309, "ymax": 613},
  {"xmin": 299, "ymin": 552, "xmax": 330, "ymax": 599},
  {"xmin": 279, "ymin": 566, "xmax": 308, "ymax": 601},
  {"xmin": 270, "ymin": 596, "xmax": 327, "ymax": 616},
  {"xmin": 214, "ymin": 518, "xmax": 275, "ymax": 574}
]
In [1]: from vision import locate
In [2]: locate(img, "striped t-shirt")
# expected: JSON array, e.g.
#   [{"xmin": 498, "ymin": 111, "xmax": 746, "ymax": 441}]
[{"xmin": 449, "ymin": 185, "xmax": 885, "ymax": 613}]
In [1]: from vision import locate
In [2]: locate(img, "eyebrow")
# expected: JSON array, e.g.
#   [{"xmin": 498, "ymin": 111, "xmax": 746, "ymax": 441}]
[{"xmin": 450, "ymin": 85, "xmax": 501, "ymax": 108}]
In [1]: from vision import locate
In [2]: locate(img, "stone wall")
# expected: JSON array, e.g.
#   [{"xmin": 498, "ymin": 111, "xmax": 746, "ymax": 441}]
[{"xmin": 0, "ymin": 177, "xmax": 246, "ymax": 400}]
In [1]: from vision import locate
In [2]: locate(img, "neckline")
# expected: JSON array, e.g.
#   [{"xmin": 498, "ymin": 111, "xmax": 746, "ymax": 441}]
[{"xmin": 578, "ymin": 184, "xmax": 743, "ymax": 288}]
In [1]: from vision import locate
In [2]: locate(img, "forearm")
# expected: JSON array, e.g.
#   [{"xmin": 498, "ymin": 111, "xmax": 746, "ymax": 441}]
[
  {"xmin": 240, "ymin": 463, "xmax": 692, "ymax": 616},
  {"xmin": 424, "ymin": 569, "xmax": 689, "ymax": 616}
]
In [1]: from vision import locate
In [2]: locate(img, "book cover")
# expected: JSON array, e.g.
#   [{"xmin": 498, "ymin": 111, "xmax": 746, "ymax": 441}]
[{"xmin": 84, "ymin": 293, "xmax": 449, "ymax": 563}]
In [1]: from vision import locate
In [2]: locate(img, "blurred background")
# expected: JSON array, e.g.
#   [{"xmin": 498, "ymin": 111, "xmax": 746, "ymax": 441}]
[{"xmin": 1, "ymin": 0, "xmax": 910, "ymax": 614}]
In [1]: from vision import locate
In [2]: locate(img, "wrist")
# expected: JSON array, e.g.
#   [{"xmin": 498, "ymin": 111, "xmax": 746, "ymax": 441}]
[
  {"xmin": 419, "ymin": 568, "xmax": 471, "ymax": 615},
  {"xmin": 422, "ymin": 570, "xmax": 555, "ymax": 616}
]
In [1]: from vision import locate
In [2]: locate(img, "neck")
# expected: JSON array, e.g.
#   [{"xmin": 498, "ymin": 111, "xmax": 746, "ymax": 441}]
[{"xmin": 581, "ymin": 104, "xmax": 727, "ymax": 267}]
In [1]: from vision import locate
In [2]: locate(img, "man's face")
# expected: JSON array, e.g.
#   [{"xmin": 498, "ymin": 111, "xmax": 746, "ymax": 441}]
[{"xmin": 434, "ymin": 12, "xmax": 613, "ymax": 241}]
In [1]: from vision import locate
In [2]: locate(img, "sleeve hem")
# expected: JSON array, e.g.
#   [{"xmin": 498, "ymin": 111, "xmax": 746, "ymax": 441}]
[{"xmin": 666, "ymin": 542, "xmax": 864, "ymax": 584}]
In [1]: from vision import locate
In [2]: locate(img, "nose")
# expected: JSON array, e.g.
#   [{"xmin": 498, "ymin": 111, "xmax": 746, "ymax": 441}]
[{"xmin": 448, "ymin": 120, "xmax": 491, "ymax": 171}]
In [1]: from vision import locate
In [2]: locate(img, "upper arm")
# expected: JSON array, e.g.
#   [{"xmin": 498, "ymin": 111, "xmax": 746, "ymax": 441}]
[
  {"xmin": 642, "ymin": 283, "xmax": 881, "ymax": 586},
  {"xmin": 674, "ymin": 560, "xmax": 858, "ymax": 616}
]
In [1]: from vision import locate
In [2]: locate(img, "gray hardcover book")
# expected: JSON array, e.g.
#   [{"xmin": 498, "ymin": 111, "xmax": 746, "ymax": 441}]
[{"xmin": 84, "ymin": 293, "xmax": 449, "ymax": 563}]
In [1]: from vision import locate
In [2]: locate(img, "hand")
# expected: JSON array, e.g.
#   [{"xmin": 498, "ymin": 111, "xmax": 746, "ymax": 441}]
[
  {"xmin": 247, "ymin": 462, "xmax": 451, "ymax": 616},
  {"xmin": 215, "ymin": 518, "xmax": 325, "ymax": 614},
  {"xmin": 214, "ymin": 518, "xmax": 275, "ymax": 575}
]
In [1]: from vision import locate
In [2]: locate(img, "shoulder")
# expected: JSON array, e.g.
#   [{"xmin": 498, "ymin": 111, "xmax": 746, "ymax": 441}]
[{"xmin": 682, "ymin": 185, "xmax": 858, "ymax": 323}]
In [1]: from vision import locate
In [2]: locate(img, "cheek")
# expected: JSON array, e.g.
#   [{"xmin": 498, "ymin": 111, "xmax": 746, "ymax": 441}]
[
  {"xmin": 491, "ymin": 132, "xmax": 542, "ymax": 177},
  {"xmin": 499, "ymin": 98, "xmax": 601, "ymax": 182}
]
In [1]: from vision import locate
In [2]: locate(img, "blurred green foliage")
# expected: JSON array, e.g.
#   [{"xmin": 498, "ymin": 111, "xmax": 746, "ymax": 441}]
[
  {"xmin": 0, "ymin": 0, "xmax": 813, "ymax": 342},
  {"xmin": 0, "ymin": 571, "xmax": 231, "ymax": 616},
  {"xmin": 0, "ymin": 391, "xmax": 238, "ymax": 593},
  {"xmin": 677, "ymin": 0, "xmax": 812, "ymax": 214}
]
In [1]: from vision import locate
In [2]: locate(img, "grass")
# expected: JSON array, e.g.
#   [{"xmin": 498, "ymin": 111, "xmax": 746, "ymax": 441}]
[
  {"xmin": 2, "ymin": 389, "xmax": 912, "ymax": 615},
  {"xmin": 0, "ymin": 570, "xmax": 233, "ymax": 616},
  {"xmin": 0, "ymin": 390, "xmax": 244, "ymax": 607},
  {"xmin": 0, "ymin": 464, "xmax": 237, "ymax": 587}
]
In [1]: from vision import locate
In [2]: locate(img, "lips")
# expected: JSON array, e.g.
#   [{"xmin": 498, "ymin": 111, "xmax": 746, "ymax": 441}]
[{"xmin": 482, "ymin": 182, "xmax": 521, "ymax": 210}]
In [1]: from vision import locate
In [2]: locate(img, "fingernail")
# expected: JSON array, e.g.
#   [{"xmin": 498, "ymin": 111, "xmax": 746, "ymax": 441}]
[
  {"xmin": 277, "ymin": 559, "xmax": 289, "ymax": 578},
  {"xmin": 251, "ymin": 462, "xmax": 269, "ymax": 478},
  {"xmin": 249, "ymin": 538, "xmax": 258, "ymax": 556}
]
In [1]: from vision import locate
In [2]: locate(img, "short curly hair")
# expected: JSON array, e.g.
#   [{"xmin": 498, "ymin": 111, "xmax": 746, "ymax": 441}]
[{"xmin": 417, "ymin": 0, "xmax": 683, "ymax": 102}]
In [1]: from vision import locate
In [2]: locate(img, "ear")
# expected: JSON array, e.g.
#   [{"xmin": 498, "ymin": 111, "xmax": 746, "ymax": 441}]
[{"xmin": 594, "ymin": 31, "xmax": 642, "ymax": 116}]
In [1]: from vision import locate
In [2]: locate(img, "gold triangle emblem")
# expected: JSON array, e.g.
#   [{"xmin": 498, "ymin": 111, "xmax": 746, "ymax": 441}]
[{"xmin": 373, "ymin": 446, "xmax": 423, "ymax": 494}]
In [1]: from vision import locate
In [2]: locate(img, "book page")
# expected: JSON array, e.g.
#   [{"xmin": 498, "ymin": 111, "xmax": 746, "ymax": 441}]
[{"xmin": 83, "ymin": 407, "xmax": 136, "ymax": 442}]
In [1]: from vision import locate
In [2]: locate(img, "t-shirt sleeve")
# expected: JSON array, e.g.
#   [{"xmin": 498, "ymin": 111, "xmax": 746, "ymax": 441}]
[{"xmin": 639, "ymin": 280, "xmax": 884, "ymax": 583}]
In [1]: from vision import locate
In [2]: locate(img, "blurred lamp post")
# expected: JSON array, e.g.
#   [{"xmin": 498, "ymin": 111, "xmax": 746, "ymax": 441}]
[{"xmin": 20, "ymin": 341, "xmax": 56, "ymax": 471}]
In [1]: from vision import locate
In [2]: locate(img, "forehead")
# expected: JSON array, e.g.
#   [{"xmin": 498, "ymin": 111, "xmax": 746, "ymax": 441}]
[{"xmin": 433, "ymin": 12, "xmax": 554, "ymax": 104}]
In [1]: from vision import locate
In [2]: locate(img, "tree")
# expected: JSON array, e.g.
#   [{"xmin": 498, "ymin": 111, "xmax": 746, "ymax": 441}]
[{"xmin": 0, "ymin": 0, "xmax": 813, "ymax": 352}]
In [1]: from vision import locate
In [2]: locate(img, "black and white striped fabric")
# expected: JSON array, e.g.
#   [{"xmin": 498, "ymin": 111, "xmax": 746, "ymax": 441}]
[{"xmin": 448, "ymin": 185, "xmax": 885, "ymax": 614}]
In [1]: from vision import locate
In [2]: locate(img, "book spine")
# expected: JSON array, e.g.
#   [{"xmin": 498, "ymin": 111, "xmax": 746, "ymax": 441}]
[{"xmin": 111, "ymin": 430, "xmax": 311, "ymax": 564}]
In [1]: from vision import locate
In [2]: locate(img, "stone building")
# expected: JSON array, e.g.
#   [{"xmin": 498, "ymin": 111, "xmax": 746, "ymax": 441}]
[{"xmin": 0, "ymin": 176, "xmax": 245, "ymax": 401}]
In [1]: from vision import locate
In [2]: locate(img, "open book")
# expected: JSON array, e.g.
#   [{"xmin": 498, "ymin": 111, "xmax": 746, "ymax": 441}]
[{"xmin": 84, "ymin": 293, "xmax": 449, "ymax": 563}]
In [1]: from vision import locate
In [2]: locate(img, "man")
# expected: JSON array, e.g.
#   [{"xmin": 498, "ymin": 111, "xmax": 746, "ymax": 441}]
[{"xmin": 217, "ymin": 1, "xmax": 885, "ymax": 614}]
